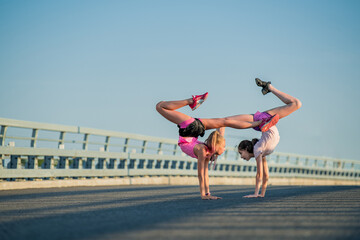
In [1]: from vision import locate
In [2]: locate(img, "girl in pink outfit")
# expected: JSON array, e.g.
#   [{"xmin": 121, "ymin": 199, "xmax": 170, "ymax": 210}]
[
  {"xmin": 238, "ymin": 79, "xmax": 302, "ymax": 198},
  {"xmin": 156, "ymin": 92, "xmax": 278, "ymax": 200}
]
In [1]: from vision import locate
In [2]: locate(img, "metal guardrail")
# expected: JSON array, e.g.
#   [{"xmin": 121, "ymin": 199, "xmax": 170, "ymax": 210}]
[{"xmin": 0, "ymin": 117, "xmax": 359, "ymax": 181}]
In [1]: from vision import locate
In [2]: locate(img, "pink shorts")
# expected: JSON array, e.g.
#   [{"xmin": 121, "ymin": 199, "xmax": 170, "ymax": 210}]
[
  {"xmin": 253, "ymin": 111, "xmax": 271, "ymax": 131},
  {"xmin": 177, "ymin": 118, "xmax": 205, "ymax": 159}
]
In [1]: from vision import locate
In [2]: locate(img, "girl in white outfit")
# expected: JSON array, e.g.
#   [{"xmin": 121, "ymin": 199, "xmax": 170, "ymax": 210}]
[{"xmin": 238, "ymin": 78, "xmax": 302, "ymax": 198}]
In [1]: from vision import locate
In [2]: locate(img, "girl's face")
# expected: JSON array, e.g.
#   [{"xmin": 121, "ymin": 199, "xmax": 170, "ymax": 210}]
[{"xmin": 238, "ymin": 149, "xmax": 251, "ymax": 161}]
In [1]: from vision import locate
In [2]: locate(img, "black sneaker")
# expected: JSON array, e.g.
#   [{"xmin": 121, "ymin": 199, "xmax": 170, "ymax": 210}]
[{"xmin": 255, "ymin": 78, "xmax": 271, "ymax": 95}]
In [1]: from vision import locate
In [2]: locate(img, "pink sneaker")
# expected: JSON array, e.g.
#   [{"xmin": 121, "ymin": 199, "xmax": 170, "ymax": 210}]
[
  {"xmin": 189, "ymin": 92, "xmax": 208, "ymax": 111},
  {"xmin": 260, "ymin": 114, "xmax": 279, "ymax": 132}
]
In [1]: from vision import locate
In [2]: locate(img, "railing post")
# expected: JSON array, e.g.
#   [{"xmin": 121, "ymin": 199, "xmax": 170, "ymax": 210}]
[
  {"xmin": 224, "ymin": 150, "xmax": 229, "ymax": 160},
  {"xmin": 108, "ymin": 158, "xmax": 117, "ymax": 169},
  {"xmin": 123, "ymin": 138, "xmax": 129, "ymax": 152},
  {"xmin": 83, "ymin": 134, "xmax": 89, "ymax": 150},
  {"xmin": 9, "ymin": 155, "xmax": 21, "ymax": 169},
  {"xmin": 97, "ymin": 158, "xmax": 107, "ymax": 169},
  {"xmin": 89, "ymin": 158, "xmax": 95, "ymax": 169},
  {"xmin": 79, "ymin": 157, "xmax": 84, "ymax": 169},
  {"xmin": 142, "ymin": 140, "xmax": 147, "ymax": 153},
  {"xmin": 85, "ymin": 158, "xmax": 95, "ymax": 169},
  {"xmin": 276, "ymin": 155, "xmax": 280, "ymax": 164},
  {"xmin": 104, "ymin": 136, "xmax": 110, "ymax": 152},
  {"xmin": 125, "ymin": 154, "xmax": 130, "ymax": 177},
  {"xmin": 30, "ymin": 129, "xmax": 38, "ymax": 148},
  {"xmin": 0, "ymin": 125, "xmax": 8, "ymax": 146},
  {"xmin": 58, "ymin": 157, "xmax": 69, "ymax": 169},
  {"xmin": 128, "ymin": 150, "xmax": 137, "ymax": 177},
  {"xmin": 173, "ymin": 144, "xmax": 178, "ymax": 156},
  {"xmin": 337, "ymin": 161, "xmax": 341, "ymax": 169},
  {"xmin": 43, "ymin": 156, "xmax": 54, "ymax": 169},
  {"xmin": 59, "ymin": 131, "xmax": 65, "ymax": 148},
  {"xmin": 0, "ymin": 126, "xmax": 7, "ymax": 166},
  {"xmin": 26, "ymin": 156, "xmax": 38, "ymax": 169},
  {"xmin": 71, "ymin": 157, "xmax": 82, "ymax": 169},
  {"xmin": 33, "ymin": 156, "xmax": 38, "ymax": 169},
  {"xmin": 104, "ymin": 158, "xmax": 109, "ymax": 169},
  {"xmin": 172, "ymin": 160, "xmax": 178, "ymax": 169},
  {"xmin": 157, "ymin": 142, "xmax": 163, "ymax": 154}
]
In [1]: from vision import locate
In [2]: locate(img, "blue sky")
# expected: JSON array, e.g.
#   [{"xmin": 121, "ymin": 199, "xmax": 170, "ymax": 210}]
[{"xmin": 1, "ymin": 0, "xmax": 359, "ymax": 160}]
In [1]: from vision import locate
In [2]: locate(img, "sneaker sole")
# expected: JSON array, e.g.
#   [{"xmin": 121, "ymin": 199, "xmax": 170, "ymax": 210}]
[
  {"xmin": 191, "ymin": 100, "xmax": 203, "ymax": 111},
  {"xmin": 261, "ymin": 115, "xmax": 279, "ymax": 132},
  {"xmin": 191, "ymin": 94, "xmax": 208, "ymax": 111}
]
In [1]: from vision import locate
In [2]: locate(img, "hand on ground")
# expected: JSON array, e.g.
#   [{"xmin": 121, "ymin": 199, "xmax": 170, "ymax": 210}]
[{"xmin": 243, "ymin": 194, "xmax": 259, "ymax": 198}]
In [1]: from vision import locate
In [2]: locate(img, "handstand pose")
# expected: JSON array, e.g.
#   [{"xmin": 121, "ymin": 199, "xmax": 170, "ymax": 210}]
[
  {"xmin": 238, "ymin": 78, "xmax": 302, "ymax": 198},
  {"xmin": 156, "ymin": 92, "xmax": 278, "ymax": 200}
]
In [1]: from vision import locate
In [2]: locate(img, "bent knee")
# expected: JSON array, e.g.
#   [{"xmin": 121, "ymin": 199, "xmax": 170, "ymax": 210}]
[
  {"xmin": 156, "ymin": 101, "xmax": 165, "ymax": 112},
  {"xmin": 294, "ymin": 98, "xmax": 302, "ymax": 110}
]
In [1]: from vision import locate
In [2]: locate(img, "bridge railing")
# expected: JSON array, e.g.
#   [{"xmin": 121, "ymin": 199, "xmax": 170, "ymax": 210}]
[{"xmin": 0, "ymin": 117, "xmax": 359, "ymax": 181}]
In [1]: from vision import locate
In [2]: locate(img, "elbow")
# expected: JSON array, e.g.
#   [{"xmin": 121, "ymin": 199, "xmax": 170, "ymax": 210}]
[{"xmin": 295, "ymin": 98, "xmax": 302, "ymax": 110}]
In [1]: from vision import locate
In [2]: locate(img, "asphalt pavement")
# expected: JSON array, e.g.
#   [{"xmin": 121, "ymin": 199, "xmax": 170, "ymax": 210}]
[{"xmin": 0, "ymin": 185, "xmax": 359, "ymax": 240}]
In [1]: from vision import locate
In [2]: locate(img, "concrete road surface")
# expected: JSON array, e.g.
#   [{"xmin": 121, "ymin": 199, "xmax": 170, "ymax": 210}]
[{"xmin": 0, "ymin": 185, "xmax": 359, "ymax": 240}]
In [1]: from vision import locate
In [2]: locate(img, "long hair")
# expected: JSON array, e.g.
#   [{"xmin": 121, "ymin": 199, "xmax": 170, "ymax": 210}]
[
  {"xmin": 205, "ymin": 131, "xmax": 225, "ymax": 154},
  {"xmin": 238, "ymin": 138, "xmax": 259, "ymax": 153}
]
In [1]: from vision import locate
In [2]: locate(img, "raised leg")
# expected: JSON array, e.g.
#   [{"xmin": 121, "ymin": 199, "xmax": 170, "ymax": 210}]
[
  {"xmin": 156, "ymin": 99, "xmax": 193, "ymax": 125},
  {"xmin": 201, "ymin": 114, "xmax": 262, "ymax": 130},
  {"xmin": 265, "ymin": 84, "xmax": 302, "ymax": 119}
]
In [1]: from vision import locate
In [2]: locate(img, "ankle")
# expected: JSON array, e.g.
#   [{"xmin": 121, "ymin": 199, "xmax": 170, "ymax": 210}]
[{"xmin": 267, "ymin": 83, "xmax": 273, "ymax": 91}]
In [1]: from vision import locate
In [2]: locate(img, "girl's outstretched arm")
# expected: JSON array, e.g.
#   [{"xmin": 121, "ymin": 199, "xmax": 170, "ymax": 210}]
[
  {"xmin": 195, "ymin": 146, "xmax": 209, "ymax": 199},
  {"xmin": 259, "ymin": 156, "xmax": 269, "ymax": 197},
  {"xmin": 206, "ymin": 158, "xmax": 222, "ymax": 199},
  {"xmin": 198, "ymin": 156, "xmax": 222, "ymax": 200},
  {"xmin": 204, "ymin": 158, "xmax": 210, "ymax": 196},
  {"xmin": 197, "ymin": 155, "xmax": 207, "ymax": 199},
  {"xmin": 195, "ymin": 145, "xmax": 222, "ymax": 200},
  {"xmin": 244, "ymin": 154, "xmax": 263, "ymax": 198}
]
